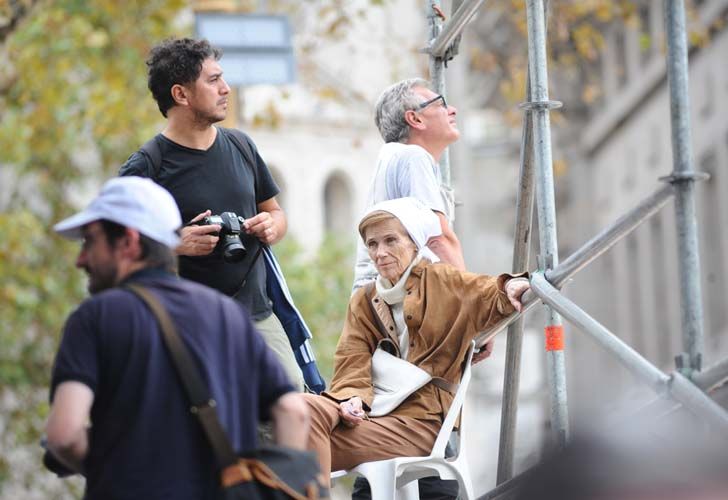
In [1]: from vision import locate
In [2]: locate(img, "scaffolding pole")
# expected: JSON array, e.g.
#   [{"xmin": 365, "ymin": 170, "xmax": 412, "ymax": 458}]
[
  {"xmin": 413, "ymin": 0, "xmax": 723, "ymax": 493},
  {"xmin": 427, "ymin": 0, "xmax": 451, "ymax": 187},
  {"xmin": 429, "ymin": 0, "xmax": 487, "ymax": 58},
  {"xmin": 496, "ymin": 85, "xmax": 535, "ymax": 483},
  {"xmin": 664, "ymin": 0, "xmax": 706, "ymax": 374},
  {"xmin": 524, "ymin": 0, "xmax": 568, "ymax": 448}
]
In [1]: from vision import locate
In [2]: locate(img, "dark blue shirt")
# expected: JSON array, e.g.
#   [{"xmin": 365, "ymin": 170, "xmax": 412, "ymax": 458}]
[
  {"xmin": 119, "ymin": 130, "xmax": 280, "ymax": 321},
  {"xmin": 50, "ymin": 269, "xmax": 294, "ymax": 500}
]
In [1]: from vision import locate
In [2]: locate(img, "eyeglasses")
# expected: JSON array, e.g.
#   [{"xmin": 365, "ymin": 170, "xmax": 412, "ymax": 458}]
[{"xmin": 416, "ymin": 94, "xmax": 447, "ymax": 110}]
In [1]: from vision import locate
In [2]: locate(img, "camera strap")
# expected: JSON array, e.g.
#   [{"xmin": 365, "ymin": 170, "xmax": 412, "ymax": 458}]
[{"xmin": 232, "ymin": 244, "xmax": 265, "ymax": 300}]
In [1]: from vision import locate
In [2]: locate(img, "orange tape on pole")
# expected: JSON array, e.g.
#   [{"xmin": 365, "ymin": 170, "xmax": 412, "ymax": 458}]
[{"xmin": 544, "ymin": 325, "xmax": 564, "ymax": 351}]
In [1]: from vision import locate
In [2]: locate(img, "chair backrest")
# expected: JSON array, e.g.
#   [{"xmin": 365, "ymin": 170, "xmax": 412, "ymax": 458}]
[{"xmin": 430, "ymin": 341, "xmax": 475, "ymax": 458}]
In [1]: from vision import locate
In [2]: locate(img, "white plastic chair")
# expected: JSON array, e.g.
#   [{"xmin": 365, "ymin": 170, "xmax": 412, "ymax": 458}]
[{"xmin": 332, "ymin": 341, "xmax": 476, "ymax": 500}]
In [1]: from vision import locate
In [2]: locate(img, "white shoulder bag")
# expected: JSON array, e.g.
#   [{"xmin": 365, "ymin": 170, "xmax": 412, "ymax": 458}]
[
  {"xmin": 365, "ymin": 286, "xmax": 457, "ymax": 417},
  {"xmin": 369, "ymin": 341, "xmax": 433, "ymax": 417}
]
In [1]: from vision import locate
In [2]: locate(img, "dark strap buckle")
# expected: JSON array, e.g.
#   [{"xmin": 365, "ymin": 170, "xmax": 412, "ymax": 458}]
[{"xmin": 190, "ymin": 399, "xmax": 217, "ymax": 415}]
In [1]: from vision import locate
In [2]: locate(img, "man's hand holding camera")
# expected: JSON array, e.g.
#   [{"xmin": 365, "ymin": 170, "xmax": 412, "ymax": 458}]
[
  {"xmin": 178, "ymin": 210, "xmax": 220, "ymax": 256},
  {"xmin": 179, "ymin": 198, "xmax": 286, "ymax": 259},
  {"xmin": 244, "ymin": 211, "xmax": 279, "ymax": 245}
]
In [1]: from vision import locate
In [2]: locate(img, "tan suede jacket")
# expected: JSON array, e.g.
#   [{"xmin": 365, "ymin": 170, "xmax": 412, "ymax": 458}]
[{"xmin": 324, "ymin": 260, "xmax": 522, "ymax": 422}]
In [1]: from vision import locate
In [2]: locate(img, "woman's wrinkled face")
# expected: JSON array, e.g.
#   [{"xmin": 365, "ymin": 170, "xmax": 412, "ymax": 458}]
[{"xmin": 365, "ymin": 218, "xmax": 418, "ymax": 283}]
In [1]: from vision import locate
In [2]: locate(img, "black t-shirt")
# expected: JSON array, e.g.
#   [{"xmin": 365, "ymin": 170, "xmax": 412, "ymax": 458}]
[
  {"xmin": 50, "ymin": 269, "xmax": 294, "ymax": 500},
  {"xmin": 119, "ymin": 128, "xmax": 279, "ymax": 320}
]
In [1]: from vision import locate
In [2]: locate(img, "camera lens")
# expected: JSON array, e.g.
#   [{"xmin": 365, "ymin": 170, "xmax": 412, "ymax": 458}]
[{"xmin": 222, "ymin": 234, "xmax": 246, "ymax": 263}]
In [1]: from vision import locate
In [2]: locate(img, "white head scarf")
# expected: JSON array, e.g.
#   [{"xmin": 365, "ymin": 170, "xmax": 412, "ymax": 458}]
[{"xmin": 359, "ymin": 197, "xmax": 442, "ymax": 264}]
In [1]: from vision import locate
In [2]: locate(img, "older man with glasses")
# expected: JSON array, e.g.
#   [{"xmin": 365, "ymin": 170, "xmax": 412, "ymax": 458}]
[
  {"xmin": 350, "ymin": 78, "xmax": 493, "ymax": 500},
  {"xmin": 353, "ymin": 79, "xmax": 464, "ymax": 291}
]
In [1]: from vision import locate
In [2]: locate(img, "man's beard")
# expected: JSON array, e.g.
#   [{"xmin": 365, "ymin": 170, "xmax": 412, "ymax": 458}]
[
  {"xmin": 86, "ymin": 262, "xmax": 119, "ymax": 294},
  {"xmin": 193, "ymin": 107, "xmax": 225, "ymax": 126}
]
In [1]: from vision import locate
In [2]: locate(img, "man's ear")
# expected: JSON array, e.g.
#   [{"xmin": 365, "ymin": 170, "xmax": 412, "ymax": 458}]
[
  {"xmin": 170, "ymin": 84, "xmax": 189, "ymax": 107},
  {"xmin": 404, "ymin": 109, "xmax": 425, "ymax": 131},
  {"xmin": 119, "ymin": 228, "xmax": 143, "ymax": 260}
]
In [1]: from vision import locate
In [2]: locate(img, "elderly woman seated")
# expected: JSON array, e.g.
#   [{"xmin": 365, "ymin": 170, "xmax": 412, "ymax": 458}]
[{"xmin": 302, "ymin": 197, "xmax": 529, "ymax": 479}]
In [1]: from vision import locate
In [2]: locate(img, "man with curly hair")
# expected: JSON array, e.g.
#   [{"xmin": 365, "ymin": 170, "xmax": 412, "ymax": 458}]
[{"xmin": 120, "ymin": 38, "xmax": 304, "ymax": 392}]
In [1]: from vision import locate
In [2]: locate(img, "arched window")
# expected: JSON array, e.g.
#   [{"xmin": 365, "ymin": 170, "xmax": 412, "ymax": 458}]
[{"xmin": 323, "ymin": 171, "xmax": 353, "ymax": 235}]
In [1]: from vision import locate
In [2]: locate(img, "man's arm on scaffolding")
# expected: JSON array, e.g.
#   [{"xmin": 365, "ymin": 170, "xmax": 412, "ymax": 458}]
[
  {"xmin": 427, "ymin": 211, "xmax": 466, "ymax": 271},
  {"xmin": 427, "ymin": 211, "xmax": 494, "ymax": 362}
]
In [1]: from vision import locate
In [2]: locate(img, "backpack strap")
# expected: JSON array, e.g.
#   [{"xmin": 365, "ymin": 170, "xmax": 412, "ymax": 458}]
[
  {"xmin": 220, "ymin": 127, "xmax": 256, "ymax": 168},
  {"xmin": 139, "ymin": 135, "xmax": 163, "ymax": 180},
  {"xmin": 137, "ymin": 128, "xmax": 254, "ymax": 181}
]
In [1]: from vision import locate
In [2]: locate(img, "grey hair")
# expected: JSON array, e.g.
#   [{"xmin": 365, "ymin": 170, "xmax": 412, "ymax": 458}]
[{"xmin": 374, "ymin": 78, "xmax": 430, "ymax": 143}]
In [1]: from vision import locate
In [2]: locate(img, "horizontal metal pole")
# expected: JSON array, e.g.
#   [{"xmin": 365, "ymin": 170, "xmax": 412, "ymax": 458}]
[
  {"xmin": 530, "ymin": 273, "xmax": 671, "ymax": 392},
  {"xmin": 691, "ymin": 356, "xmax": 728, "ymax": 391},
  {"xmin": 429, "ymin": 0, "xmax": 487, "ymax": 58},
  {"xmin": 479, "ymin": 467, "xmax": 531, "ymax": 500},
  {"xmin": 611, "ymin": 356, "xmax": 728, "ymax": 425},
  {"xmin": 708, "ymin": 381, "xmax": 728, "ymax": 407},
  {"xmin": 669, "ymin": 371, "xmax": 728, "ymax": 433},
  {"xmin": 474, "ymin": 291, "xmax": 539, "ymax": 347},
  {"xmin": 546, "ymin": 183, "xmax": 675, "ymax": 288},
  {"xmin": 475, "ymin": 181, "xmax": 671, "ymax": 347},
  {"xmin": 475, "ymin": 181, "xmax": 670, "ymax": 345},
  {"xmin": 478, "ymin": 183, "xmax": 673, "ymax": 347}
]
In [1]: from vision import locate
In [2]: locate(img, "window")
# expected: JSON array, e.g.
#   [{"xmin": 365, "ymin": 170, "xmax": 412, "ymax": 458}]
[{"xmin": 323, "ymin": 172, "xmax": 353, "ymax": 235}]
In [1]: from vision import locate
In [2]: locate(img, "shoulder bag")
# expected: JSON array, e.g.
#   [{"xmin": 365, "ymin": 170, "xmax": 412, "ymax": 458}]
[{"xmin": 364, "ymin": 284, "xmax": 457, "ymax": 417}]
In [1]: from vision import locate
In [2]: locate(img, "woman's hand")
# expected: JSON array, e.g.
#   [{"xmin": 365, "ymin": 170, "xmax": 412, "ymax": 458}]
[
  {"xmin": 505, "ymin": 277, "xmax": 530, "ymax": 313},
  {"xmin": 338, "ymin": 397, "xmax": 366, "ymax": 427}
]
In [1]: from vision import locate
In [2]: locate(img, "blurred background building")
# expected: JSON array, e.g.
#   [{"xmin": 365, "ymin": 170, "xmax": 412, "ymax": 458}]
[
  {"xmin": 2, "ymin": 0, "xmax": 727, "ymax": 498},
  {"xmin": 194, "ymin": 0, "xmax": 728, "ymax": 493}
]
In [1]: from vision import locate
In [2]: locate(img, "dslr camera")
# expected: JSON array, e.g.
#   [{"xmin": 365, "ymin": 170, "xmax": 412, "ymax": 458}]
[{"xmin": 195, "ymin": 212, "xmax": 247, "ymax": 263}]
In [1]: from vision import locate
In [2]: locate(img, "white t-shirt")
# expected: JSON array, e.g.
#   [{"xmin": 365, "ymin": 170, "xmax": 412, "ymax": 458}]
[{"xmin": 352, "ymin": 142, "xmax": 453, "ymax": 291}]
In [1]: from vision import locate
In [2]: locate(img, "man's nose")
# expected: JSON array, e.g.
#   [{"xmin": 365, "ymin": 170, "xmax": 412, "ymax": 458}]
[
  {"xmin": 220, "ymin": 78, "xmax": 230, "ymax": 94},
  {"xmin": 448, "ymin": 104, "xmax": 457, "ymax": 115},
  {"xmin": 76, "ymin": 249, "xmax": 86, "ymax": 268}
]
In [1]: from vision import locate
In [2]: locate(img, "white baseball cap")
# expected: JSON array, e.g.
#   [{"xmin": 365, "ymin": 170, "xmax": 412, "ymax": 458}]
[{"xmin": 54, "ymin": 176, "xmax": 182, "ymax": 248}]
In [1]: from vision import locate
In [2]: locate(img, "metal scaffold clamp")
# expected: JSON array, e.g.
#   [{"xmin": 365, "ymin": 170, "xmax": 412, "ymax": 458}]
[
  {"xmin": 518, "ymin": 100, "xmax": 563, "ymax": 111},
  {"xmin": 658, "ymin": 171, "xmax": 711, "ymax": 184}
]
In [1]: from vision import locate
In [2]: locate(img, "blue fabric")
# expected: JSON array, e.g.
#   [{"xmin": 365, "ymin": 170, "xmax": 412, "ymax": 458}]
[
  {"xmin": 50, "ymin": 269, "xmax": 295, "ymax": 500},
  {"xmin": 263, "ymin": 247, "xmax": 326, "ymax": 394}
]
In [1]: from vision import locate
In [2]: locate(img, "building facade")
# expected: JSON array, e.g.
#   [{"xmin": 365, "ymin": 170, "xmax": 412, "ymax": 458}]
[{"xmin": 558, "ymin": 0, "xmax": 728, "ymax": 415}]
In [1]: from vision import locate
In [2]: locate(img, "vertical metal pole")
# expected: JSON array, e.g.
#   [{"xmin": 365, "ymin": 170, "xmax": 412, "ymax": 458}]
[
  {"xmin": 496, "ymin": 85, "xmax": 535, "ymax": 484},
  {"xmin": 525, "ymin": 0, "xmax": 568, "ymax": 448},
  {"xmin": 664, "ymin": 0, "xmax": 705, "ymax": 374},
  {"xmin": 427, "ymin": 0, "xmax": 451, "ymax": 187}
]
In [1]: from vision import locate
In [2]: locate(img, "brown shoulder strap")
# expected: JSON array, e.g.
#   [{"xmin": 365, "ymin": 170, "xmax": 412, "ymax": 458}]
[
  {"xmin": 431, "ymin": 377, "xmax": 458, "ymax": 394},
  {"xmin": 364, "ymin": 283, "xmax": 389, "ymax": 341},
  {"xmin": 125, "ymin": 284, "xmax": 238, "ymax": 467}
]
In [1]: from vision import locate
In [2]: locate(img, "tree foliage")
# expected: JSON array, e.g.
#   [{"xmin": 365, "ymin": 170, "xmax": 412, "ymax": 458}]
[
  {"xmin": 0, "ymin": 1, "xmax": 184, "ymax": 496},
  {"xmin": 274, "ymin": 233, "xmax": 355, "ymax": 380},
  {"xmin": 466, "ymin": 0, "xmax": 710, "ymax": 123},
  {"xmin": 0, "ymin": 1, "xmax": 375, "ymax": 495}
]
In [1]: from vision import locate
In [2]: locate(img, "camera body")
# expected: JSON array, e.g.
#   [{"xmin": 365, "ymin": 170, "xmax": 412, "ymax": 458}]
[{"xmin": 196, "ymin": 212, "xmax": 247, "ymax": 262}]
